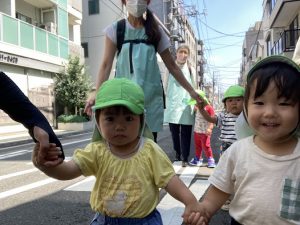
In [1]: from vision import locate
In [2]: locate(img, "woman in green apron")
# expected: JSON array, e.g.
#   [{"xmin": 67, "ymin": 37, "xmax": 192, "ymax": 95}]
[
  {"xmin": 85, "ymin": 0, "xmax": 201, "ymax": 142},
  {"xmin": 164, "ymin": 45, "xmax": 196, "ymax": 166}
]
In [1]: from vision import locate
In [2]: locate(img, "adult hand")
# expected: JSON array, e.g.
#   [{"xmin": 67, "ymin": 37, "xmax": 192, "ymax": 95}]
[
  {"xmin": 33, "ymin": 126, "xmax": 50, "ymax": 151},
  {"xmin": 33, "ymin": 126, "xmax": 63, "ymax": 163},
  {"xmin": 84, "ymin": 92, "xmax": 96, "ymax": 116},
  {"xmin": 190, "ymin": 89, "xmax": 206, "ymax": 109}
]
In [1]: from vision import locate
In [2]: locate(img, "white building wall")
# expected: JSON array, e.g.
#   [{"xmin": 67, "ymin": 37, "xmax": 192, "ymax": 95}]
[{"xmin": 81, "ymin": 0, "xmax": 124, "ymax": 85}]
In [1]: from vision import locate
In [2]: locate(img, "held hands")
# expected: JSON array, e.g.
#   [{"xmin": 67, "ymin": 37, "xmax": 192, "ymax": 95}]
[
  {"xmin": 32, "ymin": 142, "xmax": 63, "ymax": 169},
  {"xmin": 189, "ymin": 90, "xmax": 206, "ymax": 110},
  {"xmin": 182, "ymin": 202, "xmax": 210, "ymax": 225}
]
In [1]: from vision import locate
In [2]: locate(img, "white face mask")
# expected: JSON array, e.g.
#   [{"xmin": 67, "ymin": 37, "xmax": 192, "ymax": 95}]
[{"xmin": 126, "ymin": 0, "xmax": 147, "ymax": 18}]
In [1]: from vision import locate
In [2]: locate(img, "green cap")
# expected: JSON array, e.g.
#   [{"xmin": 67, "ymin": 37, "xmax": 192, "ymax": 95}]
[
  {"xmin": 247, "ymin": 55, "xmax": 300, "ymax": 81},
  {"xmin": 92, "ymin": 78, "xmax": 144, "ymax": 114},
  {"xmin": 188, "ymin": 89, "xmax": 209, "ymax": 105},
  {"xmin": 222, "ymin": 85, "xmax": 245, "ymax": 102}
]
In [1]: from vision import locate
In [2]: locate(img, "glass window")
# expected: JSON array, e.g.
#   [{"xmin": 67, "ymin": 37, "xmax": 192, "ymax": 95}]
[
  {"xmin": 88, "ymin": 0, "xmax": 99, "ymax": 15},
  {"xmin": 82, "ymin": 42, "xmax": 89, "ymax": 58},
  {"xmin": 16, "ymin": 12, "xmax": 32, "ymax": 24}
]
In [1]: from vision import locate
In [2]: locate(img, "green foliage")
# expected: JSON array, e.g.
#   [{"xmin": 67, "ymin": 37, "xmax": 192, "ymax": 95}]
[
  {"xmin": 54, "ymin": 56, "xmax": 92, "ymax": 115},
  {"xmin": 57, "ymin": 114, "xmax": 89, "ymax": 123}
]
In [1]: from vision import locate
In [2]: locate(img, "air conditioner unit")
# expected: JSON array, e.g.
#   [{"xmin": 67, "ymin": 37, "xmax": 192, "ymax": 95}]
[{"xmin": 44, "ymin": 22, "xmax": 56, "ymax": 33}]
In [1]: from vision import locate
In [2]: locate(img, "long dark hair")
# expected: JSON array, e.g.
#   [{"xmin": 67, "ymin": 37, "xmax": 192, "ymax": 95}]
[
  {"xmin": 121, "ymin": 1, "xmax": 161, "ymax": 45},
  {"xmin": 143, "ymin": 9, "xmax": 161, "ymax": 45}
]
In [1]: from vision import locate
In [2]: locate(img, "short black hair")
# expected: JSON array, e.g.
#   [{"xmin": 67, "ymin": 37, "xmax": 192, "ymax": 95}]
[{"xmin": 244, "ymin": 62, "xmax": 300, "ymax": 114}]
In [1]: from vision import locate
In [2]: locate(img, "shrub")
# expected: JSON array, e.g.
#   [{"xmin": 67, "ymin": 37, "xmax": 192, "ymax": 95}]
[{"xmin": 57, "ymin": 114, "xmax": 89, "ymax": 123}]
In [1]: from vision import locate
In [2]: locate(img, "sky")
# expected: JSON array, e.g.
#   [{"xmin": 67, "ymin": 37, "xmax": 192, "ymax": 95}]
[{"xmin": 184, "ymin": 0, "xmax": 263, "ymax": 93}]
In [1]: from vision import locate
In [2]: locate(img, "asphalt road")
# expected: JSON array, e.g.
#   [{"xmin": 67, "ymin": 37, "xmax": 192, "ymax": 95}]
[{"xmin": 0, "ymin": 125, "xmax": 230, "ymax": 225}]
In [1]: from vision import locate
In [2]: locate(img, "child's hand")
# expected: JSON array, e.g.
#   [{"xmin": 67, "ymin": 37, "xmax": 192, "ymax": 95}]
[
  {"xmin": 182, "ymin": 202, "xmax": 210, "ymax": 225},
  {"xmin": 32, "ymin": 143, "xmax": 63, "ymax": 169},
  {"xmin": 206, "ymin": 128, "xmax": 212, "ymax": 136}
]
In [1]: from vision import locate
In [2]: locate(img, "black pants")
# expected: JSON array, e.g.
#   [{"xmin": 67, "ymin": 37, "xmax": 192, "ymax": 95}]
[
  {"xmin": 152, "ymin": 132, "xmax": 157, "ymax": 143},
  {"xmin": 169, "ymin": 123, "xmax": 192, "ymax": 162}
]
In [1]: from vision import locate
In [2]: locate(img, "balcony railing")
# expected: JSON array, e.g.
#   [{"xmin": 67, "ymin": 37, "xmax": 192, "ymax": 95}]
[
  {"xmin": 271, "ymin": 29, "xmax": 300, "ymax": 55},
  {"xmin": 0, "ymin": 12, "xmax": 68, "ymax": 59}
]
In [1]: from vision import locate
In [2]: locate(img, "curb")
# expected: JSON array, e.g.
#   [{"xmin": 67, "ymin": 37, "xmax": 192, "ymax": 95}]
[{"xmin": 0, "ymin": 129, "xmax": 93, "ymax": 148}]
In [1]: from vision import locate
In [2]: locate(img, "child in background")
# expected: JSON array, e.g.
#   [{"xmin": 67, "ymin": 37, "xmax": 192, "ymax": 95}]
[
  {"xmin": 196, "ymin": 85, "xmax": 244, "ymax": 211},
  {"xmin": 189, "ymin": 90, "xmax": 216, "ymax": 168},
  {"xmin": 198, "ymin": 85, "xmax": 244, "ymax": 153},
  {"xmin": 185, "ymin": 55, "xmax": 300, "ymax": 225},
  {"xmin": 33, "ymin": 78, "xmax": 202, "ymax": 225}
]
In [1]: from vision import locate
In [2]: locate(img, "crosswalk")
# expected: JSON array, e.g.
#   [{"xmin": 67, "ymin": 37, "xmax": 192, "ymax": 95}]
[{"xmin": 0, "ymin": 160, "xmax": 210, "ymax": 224}]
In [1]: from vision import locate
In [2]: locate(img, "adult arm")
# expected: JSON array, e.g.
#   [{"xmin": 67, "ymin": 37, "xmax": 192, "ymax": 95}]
[
  {"xmin": 160, "ymin": 49, "xmax": 202, "ymax": 105},
  {"xmin": 0, "ymin": 72, "xmax": 64, "ymax": 159},
  {"xmin": 84, "ymin": 36, "xmax": 116, "ymax": 115}
]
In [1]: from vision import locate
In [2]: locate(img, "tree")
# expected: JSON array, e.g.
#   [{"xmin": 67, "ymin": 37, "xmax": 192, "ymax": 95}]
[{"xmin": 54, "ymin": 56, "xmax": 92, "ymax": 115}]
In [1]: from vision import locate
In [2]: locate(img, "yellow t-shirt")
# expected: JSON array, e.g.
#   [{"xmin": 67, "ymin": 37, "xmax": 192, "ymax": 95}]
[{"xmin": 73, "ymin": 138, "xmax": 175, "ymax": 218}]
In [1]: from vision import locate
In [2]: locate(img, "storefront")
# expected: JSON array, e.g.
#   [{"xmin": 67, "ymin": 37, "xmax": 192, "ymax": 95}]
[{"xmin": 0, "ymin": 51, "xmax": 64, "ymax": 126}]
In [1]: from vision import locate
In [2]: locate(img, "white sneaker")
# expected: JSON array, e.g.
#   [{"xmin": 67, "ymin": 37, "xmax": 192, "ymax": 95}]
[{"xmin": 189, "ymin": 157, "xmax": 203, "ymax": 166}]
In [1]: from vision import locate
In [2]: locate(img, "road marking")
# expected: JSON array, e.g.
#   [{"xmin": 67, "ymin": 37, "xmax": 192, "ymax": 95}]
[
  {"xmin": 0, "ymin": 168, "xmax": 38, "ymax": 181},
  {"xmin": 63, "ymin": 138, "xmax": 91, "ymax": 146},
  {"xmin": 0, "ymin": 178, "xmax": 56, "ymax": 199},
  {"xmin": 0, "ymin": 150, "xmax": 31, "ymax": 160},
  {"xmin": 157, "ymin": 166, "xmax": 200, "ymax": 225},
  {"xmin": 161, "ymin": 180, "xmax": 210, "ymax": 225},
  {"xmin": 64, "ymin": 176, "xmax": 95, "ymax": 191}
]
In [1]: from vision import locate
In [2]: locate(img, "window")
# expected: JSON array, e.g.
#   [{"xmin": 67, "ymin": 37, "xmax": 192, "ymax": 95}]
[
  {"xmin": 16, "ymin": 12, "xmax": 32, "ymax": 24},
  {"xmin": 88, "ymin": 0, "xmax": 99, "ymax": 15},
  {"xmin": 82, "ymin": 43, "xmax": 89, "ymax": 58},
  {"xmin": 266, "ymin": 36, "xmax": 272, "ymax": 56}
]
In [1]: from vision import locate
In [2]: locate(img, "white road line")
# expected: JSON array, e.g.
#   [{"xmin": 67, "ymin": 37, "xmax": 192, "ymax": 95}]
[
  {"xmin": 0, "ymin": 168, "xmax": 38, "ymax": 181},
  {"xmin": 163, "ymin": 180, "xmax": 210, "ymax": 225},
  {"xmin": 0, "ymin": 178, "xmax": 56, "ymax": 199},
  {"xmin": 0, "ymin": 150, "xmax": 31, "ymax": 160},
  {"xmin": 63, "ymin": 138, "xmax": 91, "ymax": 146},
  {"xmin": 157, "ymin": 166, "xmax": 199, "ymax": 225},
  {"xmin": 64, "ymin": 176, "xmax": 95, "ymax": 191}
]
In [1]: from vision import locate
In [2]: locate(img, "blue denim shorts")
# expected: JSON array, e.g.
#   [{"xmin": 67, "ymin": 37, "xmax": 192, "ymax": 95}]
[{"xmin": 89, "ymin": 209, "xmax": 163, "ymax": 225}]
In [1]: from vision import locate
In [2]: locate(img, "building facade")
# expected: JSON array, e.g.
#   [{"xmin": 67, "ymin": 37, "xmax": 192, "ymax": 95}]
[
  {"xmin": 240, "ymin": 0, "xmax": 300, "ymax": 84},
  {"xmin": 0, "ymin": 0, "xmax": 83, "ymax": 126}
]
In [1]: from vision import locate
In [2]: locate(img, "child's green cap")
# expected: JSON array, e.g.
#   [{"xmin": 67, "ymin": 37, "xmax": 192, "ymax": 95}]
[
  {"xmin": 92, "ymin": 78, "xmax": 144, "ymax": 114},
  {"xmin": 222, "ymin": 85, "xmax": 245, "ymax": 102},
  {"xmin": 247, "ymin": 55, "xmax": 300, "ymax": 81},
  {"xmin": 188, "ymin": 89, "xmax": 209, "ymax": 105}
]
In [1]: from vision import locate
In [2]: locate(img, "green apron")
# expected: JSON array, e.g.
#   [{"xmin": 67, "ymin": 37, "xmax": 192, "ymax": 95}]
[
  {"xmin": 115, "ymin": 23, "xmax": 164, "ymax": 132},
  {"xmin": 164, "ymin": 63, "xmax": 194, "ymax": 125}
]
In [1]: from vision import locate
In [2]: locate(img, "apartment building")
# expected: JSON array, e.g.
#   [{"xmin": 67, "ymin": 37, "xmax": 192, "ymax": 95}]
[
  {"xmin": 81, "ymin": 0, "xmax": 123, "ymax": 85},
  {"xmin": 0, "ymin": 0, "xmax": 83, "ymax": 126},
  {"xmin": 240, "ymin": 0, "xmax": 300, "ymax": 85},
  {"xmin": 151, "ymin": 0, "xmax": 199, "ymax": 87},
  {"xmin": 240, "ymin": 21, "xmax": 264, "ymax": 86}
]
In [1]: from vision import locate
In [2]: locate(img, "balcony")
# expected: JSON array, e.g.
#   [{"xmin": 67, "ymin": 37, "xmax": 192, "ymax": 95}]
[
  {"xmin": 271, "ymin": 29, "xmax": 300, "ymax": 55},
  {"xmin": 269, "ymin": 0, "xmax": 300, "ymax": 28},
  {"xmin": 0, "ymin": 12, "xmax": 68, "ymax": 59}
]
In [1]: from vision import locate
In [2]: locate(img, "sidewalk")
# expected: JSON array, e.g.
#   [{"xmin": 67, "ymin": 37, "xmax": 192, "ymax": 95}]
[{"xmin": 0, "ymin": 124, "xmax": 89, "ymax": 148}]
